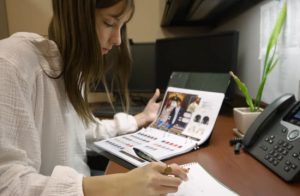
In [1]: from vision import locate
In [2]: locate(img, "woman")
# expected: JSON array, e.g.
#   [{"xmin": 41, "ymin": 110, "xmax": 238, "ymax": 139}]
[
  {"xmin": 156, "ymin": 98, "xmax": 175, "ymax": 128},
  {"xmin": 0, "ymin": 0, "xmax": 188, "ymax": 195}
]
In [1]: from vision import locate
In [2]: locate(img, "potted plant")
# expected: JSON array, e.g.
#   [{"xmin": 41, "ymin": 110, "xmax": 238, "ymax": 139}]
[{"xmin": 230, "ymin": 1, "xmax": 287, "ymax": 135}]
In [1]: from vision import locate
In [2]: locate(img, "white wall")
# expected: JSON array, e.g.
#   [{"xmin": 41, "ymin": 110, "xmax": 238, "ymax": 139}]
[
  {"xmin": 0, "ymin": 0, "xmax": 9, "ymax": 38},
  {"xmin": 127, "ymin": 0, "xmax": 165, "ymax": 42},
  {"xmin": 214, "ymin": 0, "xmax": 270, "ymax": 100},
  {"xmin": 5, "ymin": 0, "xmax": 206, "ymax": 41},
  {"xmin": 5, "ymin": 0, "xmax": 52, "ymax": 35}
]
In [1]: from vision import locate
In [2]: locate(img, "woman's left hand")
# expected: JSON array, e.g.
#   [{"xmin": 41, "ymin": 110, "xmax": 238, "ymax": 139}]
[{"xmin": 134, "ymin": 89, "xmax": 161, "ymax": 128}]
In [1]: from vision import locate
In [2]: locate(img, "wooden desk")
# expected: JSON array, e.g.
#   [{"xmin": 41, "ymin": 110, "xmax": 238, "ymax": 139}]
[{"xmin": 104, "ymin": 114, "xmax": 300, "ymax": 196}]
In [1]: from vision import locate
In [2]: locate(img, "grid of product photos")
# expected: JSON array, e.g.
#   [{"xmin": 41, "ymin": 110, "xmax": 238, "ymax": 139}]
[{"xmin": 95, "ymin": 87, "xmax": 224, "ymax": 166}]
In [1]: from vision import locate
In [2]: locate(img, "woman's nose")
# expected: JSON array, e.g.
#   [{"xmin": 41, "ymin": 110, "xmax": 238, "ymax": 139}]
[{"xmin": 110, "ymin": 28, "xmax": 122, "ymax": 46}]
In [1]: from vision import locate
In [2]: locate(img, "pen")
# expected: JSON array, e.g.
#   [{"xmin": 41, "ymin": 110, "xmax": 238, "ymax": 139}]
[{"xmin": 133, "ymin": 147, "xmax": 172, "ymax": 175}]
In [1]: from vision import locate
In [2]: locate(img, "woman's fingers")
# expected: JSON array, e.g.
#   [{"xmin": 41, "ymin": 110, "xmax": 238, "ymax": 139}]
[
  {"xmin": 149, "ymin": 162, "xmax": 188, "ymax": 188},
  {"xmin": 168, "ymin": 163, "xmax": 189, "ymax": 181},
  {"xmin": 150, "ymin": 88, "xmax": 160, "ymax": 103}
]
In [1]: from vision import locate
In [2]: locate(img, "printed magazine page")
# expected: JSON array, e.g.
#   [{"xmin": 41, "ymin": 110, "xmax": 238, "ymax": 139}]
[
  {"xmin": 94, "ymin": 87, "xmax": 224, "ymax": 166},
  {"xmin": 151, "ymin": 87, "xmax": 224, "ymax": 142}
]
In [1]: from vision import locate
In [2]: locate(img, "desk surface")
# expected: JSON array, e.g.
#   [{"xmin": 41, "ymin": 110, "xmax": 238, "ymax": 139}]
[{"xmin": 104, "ymin": 114, "xmax": 300, "ymax": 196}]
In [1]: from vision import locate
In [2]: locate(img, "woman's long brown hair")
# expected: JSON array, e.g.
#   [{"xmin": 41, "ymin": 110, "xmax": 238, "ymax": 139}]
[{"xmin": 48, "ymin": 0, "xmax": 134, "ymax": 124}]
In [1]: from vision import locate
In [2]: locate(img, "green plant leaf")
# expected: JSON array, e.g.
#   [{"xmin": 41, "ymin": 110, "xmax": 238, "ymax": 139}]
[
  {"xmin": 257, "ymin": 1, "xmax": 287, "ymax": 108},
  {"xmin": 230, "ymin": 1, "xmax": 287, "ymax": 112},
  {"xmin": 269, "ymin": 58, "xmax": 279, "ymax": 72},
  {"xmin": 255, "ymin": 75, "xmax": 267, "ymax": 110},
  {"xmin": 263, "ymin": 2, "xmax": 287, "ymax": 75},
  {"xmin": 229, "ymin": 71, "xmax": 255, "ymax": 111}
]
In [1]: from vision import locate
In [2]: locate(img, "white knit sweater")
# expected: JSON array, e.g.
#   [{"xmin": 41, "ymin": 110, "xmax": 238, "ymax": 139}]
[{"xmin": 0, "ymin": 32, "xmax": 138, "ymax": 196}]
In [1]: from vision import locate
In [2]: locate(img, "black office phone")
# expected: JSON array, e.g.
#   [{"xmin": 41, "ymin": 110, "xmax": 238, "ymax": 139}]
[{"xmin": 243, "ymin": 94, "xmax": 300, "ymax": 182}]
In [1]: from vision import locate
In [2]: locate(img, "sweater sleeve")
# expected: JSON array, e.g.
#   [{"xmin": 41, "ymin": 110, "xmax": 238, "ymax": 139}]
[
  {"xmin": 0, "ymin": 164, "xmax": 83, "ymax": 196},
  {"xmin": 0, "ymin": 59, "xmax": 84, "ymax": 196},
  {"xmin": 85, "ymin": 113, "xmax": 138, "ymax": 143}
]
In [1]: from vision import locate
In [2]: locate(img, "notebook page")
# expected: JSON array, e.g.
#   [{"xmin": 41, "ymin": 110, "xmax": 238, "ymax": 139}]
[{"xmin": 168, "ymin": 162, "xmax": 239, "ymax": 196}]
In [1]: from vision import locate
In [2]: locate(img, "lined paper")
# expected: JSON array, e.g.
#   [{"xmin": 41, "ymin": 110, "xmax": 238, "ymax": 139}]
[{"xmin": 168, "ymin": 162, "xmax": 239, "ymax": 196}]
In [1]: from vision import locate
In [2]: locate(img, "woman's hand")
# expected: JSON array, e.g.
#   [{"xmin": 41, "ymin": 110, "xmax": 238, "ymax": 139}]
[
  {"xmin": 83, "ymin": 162, "xmax": 188, "ymax": 196},
  {"xmin": 135, "ymin": 89, "xmax": 161, "ymax": 128},
  {"xmin": 121, "ymin": 162, "xmax": 188, "ymax": 196}
]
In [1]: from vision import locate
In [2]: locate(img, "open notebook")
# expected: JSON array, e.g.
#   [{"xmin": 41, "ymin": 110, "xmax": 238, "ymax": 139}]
[
  {"xmin": 168, "ymin": 162, "xmax": 239, "ymax": 196},
  {"xmin": 94, "ymin": 87, "xmax": 224, "ymax": 166}
]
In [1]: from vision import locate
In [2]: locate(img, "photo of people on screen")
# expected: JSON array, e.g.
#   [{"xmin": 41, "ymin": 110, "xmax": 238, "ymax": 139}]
[
  {"xmin": 166, "ymin": 96, "xmax": 185, "ymax": 129},
  {"xmin": 202, "ymin": 116, "xmax": 210, "ymax": 125},
  {"xmin": 152, "ymin": 92, "xmax": 201, "ymax": 133},
  {"xmin": 155, "ymin": 98, "xmax": 176, "ymax": 128},
  {"xmin": 193, "ymin": 114, "xmax": 201, "ymax": 123},
  {"xmin": 193, "ymin": 114, "xmax": 210, "ymax": 125},
  {"xmin": 187, "ymin": 96, "xmax": 201, "ymax": 113}
]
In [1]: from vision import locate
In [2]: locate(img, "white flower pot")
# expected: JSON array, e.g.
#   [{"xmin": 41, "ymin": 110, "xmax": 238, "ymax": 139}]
[{"xmin": 233, "ymin": 107, "xmax": 263, "ymax": 135}]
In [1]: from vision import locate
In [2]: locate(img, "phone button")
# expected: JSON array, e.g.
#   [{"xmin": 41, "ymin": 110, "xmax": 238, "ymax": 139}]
[
  {"xmin": 282, "ymin": 128, "xmax": 288, "ymax": 133},
  {"xmin": 288, "ymin": 129, "xmax": 300, "ymax": 140}
]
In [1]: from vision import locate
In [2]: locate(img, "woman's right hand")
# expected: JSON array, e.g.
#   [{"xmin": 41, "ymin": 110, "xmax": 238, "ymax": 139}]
[
  {"xmin": 121, "ymin": 162, "xmax": 188, "ymax": 196},
  {"xmin": 83, "ymin": 162, "xmax": 188, "ymax": 196}
]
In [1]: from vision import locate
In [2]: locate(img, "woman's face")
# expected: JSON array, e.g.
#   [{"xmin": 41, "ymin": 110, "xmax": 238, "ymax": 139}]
[
  {"xmin": 95, "ymin": 1, "xmax": 132, "ymax": 55},
  {"xmin": 170, "ymin": 100, "xmax": 177, "ymax": 107}
]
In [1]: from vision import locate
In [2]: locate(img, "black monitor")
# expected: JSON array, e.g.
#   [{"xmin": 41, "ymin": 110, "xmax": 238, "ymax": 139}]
[
  {"xmin": 155, "ymin": 31, "xmax": 239, "ymax": 96},
  {"xmin": 128, "ymin": 41, "xmax": 156, "ymax": 93}
]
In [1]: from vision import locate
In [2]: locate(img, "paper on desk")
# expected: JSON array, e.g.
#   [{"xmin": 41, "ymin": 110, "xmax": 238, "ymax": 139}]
[{"xmin": 168, "ymin": 162, "xmax": 239, "ymax": 196}]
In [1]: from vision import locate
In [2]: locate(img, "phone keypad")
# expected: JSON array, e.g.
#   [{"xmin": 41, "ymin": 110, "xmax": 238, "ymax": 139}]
[
  {"xmin": 263, "ymin": 137, "xmax": 295, "ymax": 168},
  {"xmin": 261, "ymin": 134, "xmax": 300, "ymax": 176},
  {"xmin": 247, "ymin": 101, "xmax": 300, "ymax": 181},
  {"xmin": 284, "ymin": 160, "xmax": 298, "ymax": 172}
]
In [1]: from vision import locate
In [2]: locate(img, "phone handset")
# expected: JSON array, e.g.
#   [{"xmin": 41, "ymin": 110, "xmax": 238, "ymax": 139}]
[{"xmin": 243, "ymin": 93, "xmax": 296, "ymax": 147}]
